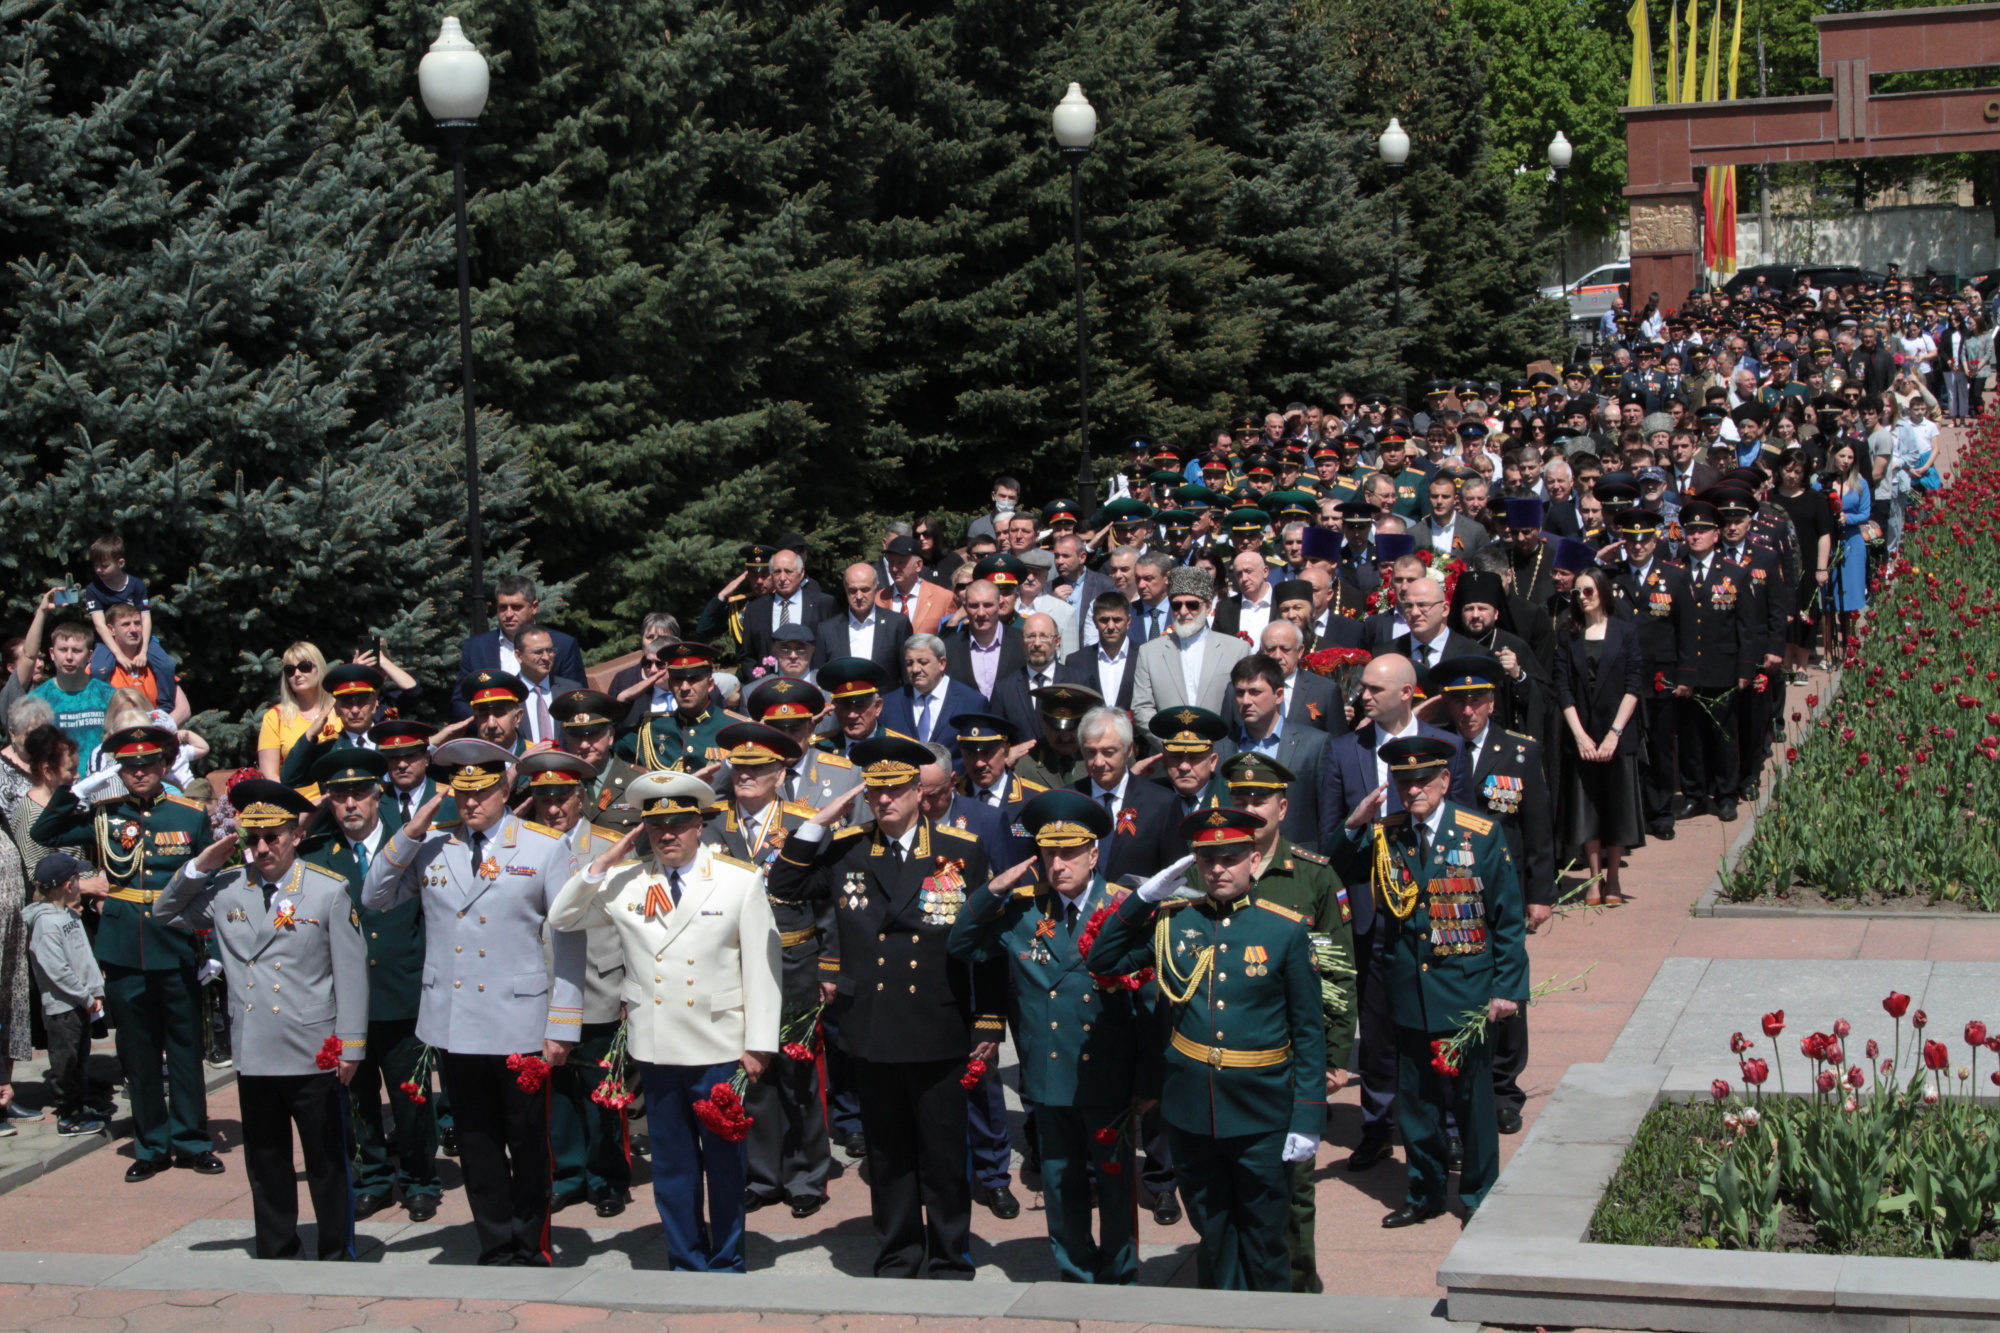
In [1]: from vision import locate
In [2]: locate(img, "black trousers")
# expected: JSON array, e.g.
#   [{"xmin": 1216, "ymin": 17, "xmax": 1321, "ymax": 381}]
[
  {"xmin": 853, "ymin": 1056, "xmax": 974, "ymax": 1279},
  {"xmin": 1352, "ymin": 925, "xmax": 1399, "ymax": 1142},
  {"xmin": 1490, "ymin": 1009, "xmax": 1530, "ymax": 1116},
  {"xmin": 1735, "ymin": 672, "xmax": 1776, "ymax": 792},
  {"xmin": 349, "ymin": 1018, "xmax": 440, "ymax": 1202},
  {"xmin": 1678, "ymin": 689, "xmax": 1738, "ymax": 801},
  {"xmin": 439, "ymin": 1051, "xmax": 553, "ymax": 1266},
  {"xmin": 238, "ymin": 1072, "xmax": 352, "ymax": 1261},
  {"xmin": 1635, "ymin": 692, "xmax": 1680, "ymax": 831},
  {"xmin": 42, "ymin": 1007, "xmax": 91, "ymax": 1119}
]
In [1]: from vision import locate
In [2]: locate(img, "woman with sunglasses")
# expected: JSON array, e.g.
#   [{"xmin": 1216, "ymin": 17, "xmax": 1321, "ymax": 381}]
[{"xmin": 256, "ymin": 642, "xmax": 330, "ymax": 781}]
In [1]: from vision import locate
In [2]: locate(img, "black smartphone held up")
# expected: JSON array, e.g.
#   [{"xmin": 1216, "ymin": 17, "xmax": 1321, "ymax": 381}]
[{"xmin": 355, "ymin": 635, "xmax": 382, "ymax": 663}]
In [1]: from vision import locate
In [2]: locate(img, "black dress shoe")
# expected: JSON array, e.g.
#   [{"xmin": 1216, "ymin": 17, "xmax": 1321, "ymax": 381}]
[
  {"xmin": 1151, "ymin": 1190, "xmax": 1181, "ymax": 1226},
  {"xmin": 788, "ymin": 1193, "xmax": 826, "ymax": 1219},
  {"xmin": 844, "ymin": 1134, "xmax": 867, "ymax": 1160},
  {"xmin": 1649, "ymin": 823, "xmax": 1676, "ymax": 841},
  {"xmin": 175, "ymin": 1152, "xmax": 225, "ymax": 1175},
  {"xmin": 593, "ymin": 1192, "xmax": 626, "ymax": 1219},
  {"xmin": 551, "ymin": 1190, "xmax": 586, "ymax": 1213},
  {"xmin": 1740, "ymin": 779, "xmax": 1760, "ymax": 802},
  {"xmin": 353, "ymin": 1193, "xmax": 391, "ymax": 1220},
  {"xmin": 407, "ymin": 1196, "xmax": 439, "ymax": 1222},
  {"xmin": 1347, "ymin": 1138, "xmax": 1394, "ymax": 1172},
  {"xmin": 980, "ymin": 1184, "xmax": 1021, "ymax": 1220},
  {"xmin": 439, "ymin": 1125, "xmax": 460, "ymax": 1156},
  {"xmin": 1497, "ymin": 1107, "xmax": 1524, "ymax": 1135},
  {"xmin": 125, "ymin": 1159, "xmax": 160, "ymax": 1182},
  {"xmin": 1446, "ymin": 1137, "xmax": 1464, "ymax": 1172},
  {"xmin": 1716, "ymin": 798, "xmax": 1739, "ymax": 822},
  {"xmin": 1673, "ymin": 796, "xmax": 1704, "ymax": 820},
  {"xmin": 744, "ymin": 1190, "xmax": 776, "ymax": 1213},
  {"xmin": 1382, "ymin": 1203, "xmax": 1446, "ymax": 1229}
]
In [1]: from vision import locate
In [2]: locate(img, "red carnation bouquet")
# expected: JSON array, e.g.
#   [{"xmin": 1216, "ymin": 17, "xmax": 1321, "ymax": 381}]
[
  {"xmin": 778, "ymin": 1001, "xmax": 825, "ymax": 1064},
  {"xmin": 591, "ymin": 1021, "xmax": 636, "ymax": 1111},
  {"xmin": 398, "ymin": 1044, "xmax": 438, "ymax": 1105},
  {"xmin": 694, "ymin": 1068, "xmax": 755, "ymax": 1140},
  {"xmin": 1303, "ymin": 646, "xmax": 1372, "ymax": 714},
  {"xmin": 506, "ymin": 1051, "xmax": 551, "ymax": 1093},
  {"xmin": 959, "ymin": 1058, "xmax": 988, "ymax": 1090},
  {"xmin": 1075, "ymin": 893, "xmax": 1154, "ymax": 991},
  {"xmin": 315, "ymin": 1035, "xmax": 344, "ymax": 1070}
]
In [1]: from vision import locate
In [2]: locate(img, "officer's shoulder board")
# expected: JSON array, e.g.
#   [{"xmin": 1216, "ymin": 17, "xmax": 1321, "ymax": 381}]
[
  {"xmin": 1258, "ymin": 900, "xmax": 1307, "ymax": 923},
  {"xmin": 1015, "ymin": 777, "xmax": 1049, "ymax": 795},
  {"xmin": 934, "ymin": 824, "xmax": 980, "ymax": 843},
  {"xmin": 815, "ymin": 751, "xmax": 854, "ymax": 769},
  {"xmin": 720, "ymin": 708, "xmax": 753, "ymax": 723},
  {"xmin": 1379, "ymin": 811, "xmax": 1409, "ymax": 827},
  {"xmin": 1453, "ymin": 809, "xmax": 1496, "ymax": 836},
  {"xmin": 163, "ymin": 793, "xmax": 206, "ymax": 811},
  {"xmin": 832, "ymin": 825, "xmax": 868, "ymax": 841},
  {"xmin": 1289, "ymin": 845, "xmax": 1329, "ymax": 866},
  {"xmin": 1011, "ymin": 884, "xmax": 1039, "ymax": 898},
  {"xmin": 518, "ymin": 819, "xmax": 563, "ymax": 840},
  {"xmin": 1158, "ymin": 896, "xmax": 1195, "ymax": 913},
  {"xmin": 1503, "ymin": 729, "xmax": 1536, "ymax": 743},
  {"xmin": 435, "ymin": 819, "xmax": 464, "ymax": 830},
  {"xmin": 709, "ymin": 850, "xmax": 757, "ymax": 872},
  {"xmin": 780, "ymin": 801, "xmax": 819, "ymax": 819}
]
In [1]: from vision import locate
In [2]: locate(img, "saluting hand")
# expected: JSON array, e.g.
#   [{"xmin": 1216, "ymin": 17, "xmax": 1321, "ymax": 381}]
[
  {"xmin": 986, "ymin": 856, "xmax": 1038, "ymax": 897},
  {"xmin": 806, "ymin": 783, "xmax": 865, "ymax": 828},
  {"xmin": 401, "ymin": 790, "xmax": 448, "ymax": 840},
  {"xmin": 190, "ymin": 833, "xmax": 239, "ymax": 876},
  {"xmin": 1344, "ymin": 783, "xmax": 1390, "ymax": 830},
  {"xmin": 590, "ymin": 824, "xmax": 646, "ymax": 877}
]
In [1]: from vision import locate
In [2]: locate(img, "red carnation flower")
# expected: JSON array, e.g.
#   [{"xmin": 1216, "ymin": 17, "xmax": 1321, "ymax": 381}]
[
  {"xmin": 782, "ymin": 1042, "xmax": 814, "ymax": 1063},
  {"xmin": 1092, "ymin": 1125, "xmax": 1120, "ymax": 1146},
  {"xmin": 315, "ymin": 1035, "xmax": 343, "ymax": 1071},
  {"xmin": 506, "ymin": 1052, "xmax": 551, "ymax": 1093},
  {"xmin": 398, "ymin": 1080, "xmax": 427, "ymax": 1105}
]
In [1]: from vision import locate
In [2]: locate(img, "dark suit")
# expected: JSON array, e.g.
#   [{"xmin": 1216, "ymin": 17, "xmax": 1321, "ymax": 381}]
[
  {"xmin": 1541, "ymin": 497, "xmax": 1585, "ymax": 538},
  {"xmin": 1315, "ymin": 719, "xmax": 1473, "ymax": 1143},
  {"xmin": 1310, "ymin": 611, "xmax": 1367, "ymax": 651},
  {"xmin": 944, "ymin": 625, "xmax": 1026, "ymax": 695},
  {"xmin": 814, "ymin": 609, "xmax": 912, "ymax": 678},
  {"xmin": 741, "ymin": 588, "xmax": 840, "ymax": 664},
  {"xmin": 1666, "ymin": 462, "xmax": 1721, "ymax": 498},
  {"xmin": 879, "ymin": 679, "xmax": 989, "ymax": 757},
  {"xmin": 990, "ymin": 665, "xmax": 1058, "ymax": 743},
  {"xmin": 1069, "ymin": 774, "xmax": 1184, "ymax": 883},
  {"xmin": 1127, "ymin": 598, "xmax": 1172, "ymax": 646},
  {"xmin": 1056, "ymin": 644, "xmax": 1136, "ymax": 709},
  {"xmin": 452, "ymin": 629, "xmax": 585, "ymax": 718},
  {"xmin": 1219, "ymin": 669, "xmax": 1345, "ymax": 739},
  {"xmin": 1214, "ymin": 722, "xmax": 1327, "ymax": 846},
  {"xmin": 1406, "ymin": 517, "xmax": 1490, "ymax": 558},
  {"xmin": 1390, "ymin": 630, "xmax": 1487, "ymax": 686},
  {"xmin": 1210, "ymin": 594, "xmax": 1273, "ymax": 641},
  {"xmin": 1676, "ymin": 554, "xmax": 1756, "ymax": 802},
  {"xmin": 1610, "ymin": 559, "xmax": 1697, "ymax": 831},
  {"xmin": 1553, "ymin": 619, "xmax": 1646, "ymax": 760}
]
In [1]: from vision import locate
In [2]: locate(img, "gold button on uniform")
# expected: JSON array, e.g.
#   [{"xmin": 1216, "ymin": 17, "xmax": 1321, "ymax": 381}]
[{"xmin": 454, "ymin": 981, "xmax": 462, "ymax": 988}]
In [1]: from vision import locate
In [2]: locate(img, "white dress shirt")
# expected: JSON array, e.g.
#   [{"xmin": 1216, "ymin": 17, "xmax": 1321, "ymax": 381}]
[
  {"xmin": 1407, "ymin": 626, "xmax": 1451, "ymax": 672},
  {"xmin": 1236, "ymin": 594, "xmax": 1273, "ymax": 646},
  {"xmin": 497, "ymin": 634, "xmax": 520, "ymax": 677},
  {"xmin": 1373, "ymin": 715, "xmax": 1421, "ymax": 790},
  {"xmin": 1095, "ymin": 640, "xmax": 1131, "ymax": 703},
  {"xmin": 771, "ymin": 592, "xmax": 803, "ymax": 631},
  {"xmin": 522, "ymin": 676, "xmax": 557, "ymax": 745},
  {"xmin": 846, "ymin": 611, "xmax": 879, "ymax": 661}
]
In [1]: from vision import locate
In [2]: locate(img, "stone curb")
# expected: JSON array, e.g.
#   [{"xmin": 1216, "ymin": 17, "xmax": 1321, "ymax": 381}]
[
  {"xmin": 0, "ymin": 1065, "xmax": 236, "ymax": 1200},
  {"xmin": 1441, "ymin": 1062, "xmax": 2000, "ymax": 1332},
  {"xmin": 0, "ymin": 1249, "xmax": 1470, "ymax": 1332}
]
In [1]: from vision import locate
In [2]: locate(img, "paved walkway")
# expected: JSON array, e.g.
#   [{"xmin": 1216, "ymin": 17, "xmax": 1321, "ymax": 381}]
[{"xmin": 0, "ymin": 428, "xmax": 1988, "ymax": 1332}]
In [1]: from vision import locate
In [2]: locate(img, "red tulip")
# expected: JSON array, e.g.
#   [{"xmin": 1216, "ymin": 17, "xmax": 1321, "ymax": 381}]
[
  {"xmin": 1711, "ymin": 1079, "xmax": 1731, "ymax": 1101},
  {"xmin": 1924, "ymin": 1039, "xmax": 1950, "ymax": 1071},
  {"xmin": 1913, "ymin": 1009, "xmax": 1929, "ymax": 1029},
  {"xmin": 1762, "ymin": 1011, "xmax": 1785, "ymax": 1037},
  {"xmin": 1846, "ymin": 1064, "xmax": 1865, "ymax": 1088},
  {"xmin": 1968, "ymin": 1021, "xmax": 1990, "ymax": 1048},
  {"xmin": 1832, "ymin": 1018, "xmax": 1852, "ymax": 1038},
  {"xmin": 1806, "ymin": 694, "xmax": 1820, "ymax": 707},
  {"xmin": 1816, "ymin": 1070, "xmax": 1837, "ymax": 1094},
  {"xmin": 1729, "ymin": 1032, "xmax": 1751, "ymax": 1054},
  {"xmin": 1865, "ymin": 1039, "xmax": 1880, "ymax": 1060},
  {"xmin": 1825, "ymin": 1041, "xmax": 1844, "ymax": 1067},
  {"xmin": 1740, "ymin": 1057, "xmax": 1769, "ymax": 1086}
]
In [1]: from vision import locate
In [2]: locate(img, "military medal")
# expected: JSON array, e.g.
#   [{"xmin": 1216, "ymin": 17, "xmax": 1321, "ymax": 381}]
[
  {"xmin": 1243, "ymin": 944, "xmax": 1270, "ymax": 976},
  {"xmin": 272, "ymin": 899, "xmax": 299, "ymax": 930},
  {"xmin": 1481, "ymin": 773, "xmax": 1522, "ymax": 815},
  {"xmin": 841, "ymin": 871, "xmax": 868, "ymax": 911},
  {"xmin": 1030, "ymin": 916, "xmax": 1058, "ymax": 964},
  {"xmin": 478, "ymin": 855, "xmax": 500, "ymax": 881},
  {"xmin": 118, "ymin": 820, "xmax": 141, "ymax": 851}
]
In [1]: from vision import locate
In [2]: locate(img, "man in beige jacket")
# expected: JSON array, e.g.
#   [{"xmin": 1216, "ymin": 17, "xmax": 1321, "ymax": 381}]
[{"xmin": 550, "ymin": 771, "xmax": 781, "ymax": 1273}]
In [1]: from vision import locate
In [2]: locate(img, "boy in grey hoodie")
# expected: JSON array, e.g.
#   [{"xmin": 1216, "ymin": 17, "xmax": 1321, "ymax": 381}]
[{"xmin": 25, "ymin": 853, "xmax": 106, "ymax": 1136}]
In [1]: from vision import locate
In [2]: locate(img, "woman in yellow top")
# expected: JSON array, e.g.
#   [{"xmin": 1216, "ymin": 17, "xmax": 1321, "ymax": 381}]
[{"xmin": 256, "ymin": 642, "xmax": 330, "ymax": 779}]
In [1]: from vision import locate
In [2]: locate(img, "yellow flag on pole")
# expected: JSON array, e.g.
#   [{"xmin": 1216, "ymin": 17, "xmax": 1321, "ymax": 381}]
[
  {"xmin": 1704, "ymin": 0, "xmax": 1722, "ymax": 101},
  {"xmin": 1682, "ymin": 0, "xmax": 1700, "ymax": 103},
  {"xmin": 1628, "ymin": 0, "xmax": 1655, "ymax": 106},
  {"xmin": 1666, "ymin": 0, "xmax": 1681, "ymax": 104}
]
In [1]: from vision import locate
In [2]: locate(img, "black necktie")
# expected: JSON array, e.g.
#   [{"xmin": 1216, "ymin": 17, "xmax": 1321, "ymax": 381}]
[
  {"xmin": 399, "ymin": 792, "xmax": 412, "ymax": 823},
  {"xmin": 886, "ymin": 839, "xmax": 904, "ymax": 866},
  {"xmin": 784, "ymin": 769, "xmax": 799, "ymax": 802},
  {"xmin": 1413, "ymin": 822, "xmax": 1429, "ymax": 869},
  {"xmin": 469, "ymin": 831, "xmax": 486, "ymax": 867},
  {"xmin": 1065, "ymin": 901, "xmax": 1080, "ymax": 934},
  {"xmin": 669, "ymin": 870, "xmax": 684, "ymax": 907},
  {"xmin": 1033, "ymin": 671, "xmax": 1048, "ymax": 690},
  {"xmin": 1415, "ymin": 641, "xmax": 1431, "ymax": 667}
]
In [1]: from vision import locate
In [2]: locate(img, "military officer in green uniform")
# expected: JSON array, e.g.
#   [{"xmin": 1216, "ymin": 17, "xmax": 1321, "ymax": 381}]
[
  {"xmin": 1147, "ymin": 707, "xmax": 1230, "ymax": 818},
  {"xmin": 300, "ymin": 749, "xmax": 441, "ymax": 1221},
  {"xmin": 618, "ymin": 642, "xmax": 741, "ymax": 770},
  {"xmin": 1219, "ymin": 752, "xmax": 1356, "ymax": 1292},
  {"xmin": 518, "ymin": 749, "xmax": 633, "ymax": 1218},
  {"xmin": 949, "ymin": 791, "xmax": 1155, "ymax": 1284},
  {"xmin": 369, "ymin": 720, "xmax": 453, "ymax": 827},
  {"xmin": 549, "ymin": 690, "xmax": 640, "ymax": 830},
  {"xmin": 1013, "ymin": 684, "xmax": 1100, "ymax": 791},
  {"xmin": 279, "ymin": 663, "xmax": 386, "ymax": 795},
  {"xmin": 741, "ymin": 677, "xmax": 861, "ymax": 814},
  {"xmin": 1085, "ymin": 808, "xmax": 1326, "ymax": 1292},
  {"xmin": 33, "ymin": 726, "xmax": 220, "ymax": 1180},
  {"xmin": 1373, "ymin": 427, "xmax": 1432, "ymax": 520},
  {"xmin": 1330, "ymin": 736, "xmax": 1527, "ymax": 1227}
]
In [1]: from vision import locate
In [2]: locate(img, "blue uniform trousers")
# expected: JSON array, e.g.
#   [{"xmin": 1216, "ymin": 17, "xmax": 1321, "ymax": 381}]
[{"xmin": 639, "ymin": 1061, "xmax": 749, "ymax": 1272}]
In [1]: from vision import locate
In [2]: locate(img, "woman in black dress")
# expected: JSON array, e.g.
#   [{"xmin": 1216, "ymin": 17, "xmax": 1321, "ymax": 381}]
[
  {"xmin": 1553, "ymin": 567, "xmax": 1645, "ymax": 904},
  {"xmin": 1770, "ymin": 449, "xmax": 1833, "ymax": 681}
]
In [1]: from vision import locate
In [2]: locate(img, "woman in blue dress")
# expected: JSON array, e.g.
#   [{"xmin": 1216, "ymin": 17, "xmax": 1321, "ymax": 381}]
[{"xmin": 1818, "ymin": 438, "xmax": 1871, "ymax": 655}]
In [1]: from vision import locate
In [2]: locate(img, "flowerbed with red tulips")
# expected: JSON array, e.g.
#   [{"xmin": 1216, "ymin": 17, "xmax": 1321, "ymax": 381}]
[
  {"xmin": 1723, "ymin": 429, "xmax": 2000, "ymax": 910},
  {"xmin": 1592, "ymin": 993, "xmax": 2000, "ymax": 1259}
]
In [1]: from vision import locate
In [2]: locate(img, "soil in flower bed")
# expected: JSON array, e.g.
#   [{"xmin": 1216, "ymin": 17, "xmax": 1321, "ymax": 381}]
[
  {"xmin": 1588, "ymin": 1102, "xmax": 2000, "ymax": 1260},
  {"xmin": 1718, "ymin": 886, "xmax": 1979, "ymax": 913}
]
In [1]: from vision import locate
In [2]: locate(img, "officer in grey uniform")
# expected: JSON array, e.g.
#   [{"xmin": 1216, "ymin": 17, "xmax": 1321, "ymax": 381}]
[
  {"xmin": 156, "ymin": 779, "xmax": 368, "ymax": 1261},
  {"xmin": 738, "ymin": 677, "xmax": 864, "ymax": 813},
  {"xmin": 362, "ymin": 738, "xmax": 585, "ymax": 1267}
]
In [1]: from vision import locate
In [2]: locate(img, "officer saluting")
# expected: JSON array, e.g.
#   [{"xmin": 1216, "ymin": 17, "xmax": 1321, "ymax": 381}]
[
  {"xmin": 157, "ymin": 780, "xmax": 367, "ymax": 1260},
  {"xmin": 301, "ymin": 749, "xmax": 441, "ymax": 1223},
  {"xmin": 766, "ymin": 737, "xmax": 1005, "ymax": 1281},
  {"xmin": 33, "ymin": 725, "xmax": 220, "ymax": 1181},
  {"xmin": 741, "ymin": 677, "xmax": 862, "ymax": 813},
  {"xmin": 1085, "ymin": 808, "xmax": 1327, "ymax": 1292},
  {"xmin": 362, "ymin": 738, "xmax": 585, "ymax": 1267},
  {"xmin": 618, "ymin": 642, "xmax": 743, "ymax": 770},
  {"xmin": 1331, "ymin": 737, "xmax": 1527, "ymax": 1228},
  {"xmin": 947, "ymin": 791, "xmax": 1153, "ymax": 1285}
]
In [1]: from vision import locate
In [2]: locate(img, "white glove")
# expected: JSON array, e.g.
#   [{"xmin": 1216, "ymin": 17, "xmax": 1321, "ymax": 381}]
[
  {"xmin": 1136, "ymin": 853, "xmax": 1197, "ymax": 903},
  {"xmin": 1282, "ymin": 1132, "xmax": 1320, "ymax": 1164},
  {"xmin": 196, "ymin": 960, "xmax": 224, "ymax": 985}
]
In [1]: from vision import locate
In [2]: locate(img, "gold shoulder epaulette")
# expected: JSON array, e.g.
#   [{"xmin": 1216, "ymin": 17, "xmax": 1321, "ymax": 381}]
[
  {"xmin": 816, "ymin": 751, "xmax": 854, "ymax": 768},
  {"xmin": 1503, "ymin": 729, "xmax": 1535, "ymax": 742},
  {"xmin": 1453, "ymin": 809, "xmax": 1495, "ymax": 836},
  {"xmin": 935, "ymin": 824, "xmax": 979, "ymax": 841},
  {"xmin": 1011, "ymin": 885, "xmax": 1039, "ymax": 898},
  {"xmin": 832, "ymin": 825, "xmax": 868, "ymax": 840},
  {"xmin": 519, "ymin": 820, "xmax": 562, "ymax": 839},
  {"xmin": 780, "ymin": 801, "xmax": 819, "ymax": 819},
  {"xmin": 164, "ymin": 794, "xmax": 206, "ymax": 810},
  {"xmin": 1016, "ymin": 777, "xmax": 1049, "ymax": 794},
  {"xmin": 722, "ymin": 708, "xmax": 752, "ymax": 722},
  {"xmin": 1258, "ymin": 900, "xmax": 1307, "ymax": 922},
  {"xmin": 710, "ymin": 850, "xmax": 756, "ymax": 871},
  {"xmin": 1159, "ymin": 897, "xmax": 1194, "ymax": 912},
  {"xmin": 1290, "ymin": 846, "xmax": 1329, "ymax": 865}
]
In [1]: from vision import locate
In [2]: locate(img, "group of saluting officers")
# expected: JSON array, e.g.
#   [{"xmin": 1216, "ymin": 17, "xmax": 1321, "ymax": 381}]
[{"xmin": 43, "ymin": 663, "xmax": 1526, "ymax": 1291}]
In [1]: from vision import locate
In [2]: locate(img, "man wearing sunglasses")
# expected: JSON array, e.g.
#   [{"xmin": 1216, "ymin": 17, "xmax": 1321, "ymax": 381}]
[
  {"xmin": 33, "ymin": 725, "xmax": 221, "ymax": 1181},
  {"xmin": 160, "ymin": 778, "xmax": 366, "ymax": 1260},
  {"xmin": 364, "ymin": 738, "xmax": 584, "ymax": 1267},
  {"xmin": 1130, "ymin": 567, "xmax": 1251, "ymax": 726}
]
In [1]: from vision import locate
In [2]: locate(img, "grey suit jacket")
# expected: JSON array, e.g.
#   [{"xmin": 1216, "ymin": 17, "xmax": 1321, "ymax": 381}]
[
  {"xmin": 156, "ymin": 859, "xmax": 368, "ymax": 1077},
  {"xmin": 1215, "ymin": 721, "xmax": 1328, "ymax": 848},
  {"xmin": 1130, "ymin": 629, "xmax": 1252, "ymax": 726},
  {"xmin": 364, "ymin": 813, "xmax": 585, "ymax": 1055}
]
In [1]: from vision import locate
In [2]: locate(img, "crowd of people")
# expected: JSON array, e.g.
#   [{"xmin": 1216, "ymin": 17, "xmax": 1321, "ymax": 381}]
[{"xmin": 0, "ymin": 267, "xmax": 1955, "ymax": 1292}]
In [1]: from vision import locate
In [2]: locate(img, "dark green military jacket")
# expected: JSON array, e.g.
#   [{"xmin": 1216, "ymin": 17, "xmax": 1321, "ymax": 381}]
[
  {"xmin": 34, "ymin": 786, "xmax": 212, "ymax": 971},
  {"xmin": 1088, "ymin": 889, "xmax": 1325, "ymax": 1139},
  {"xmin": 947, "ymin": 877, "xmax": 1158, "ymax": 1109},
  {"xmin": 302, "ymin": 807, "xmax": 421, "ymax": 1023},
  {"xmin": 1250, "ymin": 838, "xmax": 1357, "ymax": 1070},
  {"xmin": 1330, "ymin": 800, "xmax": 1528, "ymax": 1036},
  {"xmin": 277, "ymin": 724, "xmax": 367, "ymax": 793},
  {"xmin": 584, "ymin": 756, "xmax": 642, "ymax": 830},
  {"xmin": 617, "ymin": 705, "xmax": 741, "ymax": 771}
]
